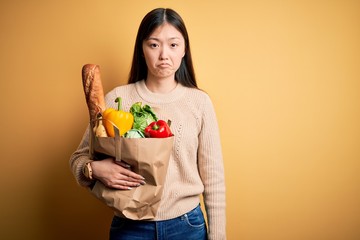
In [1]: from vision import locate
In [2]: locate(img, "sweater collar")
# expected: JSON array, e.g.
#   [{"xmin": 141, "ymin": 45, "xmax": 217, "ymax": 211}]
[{"xmin": 135, "ymin": 80, "xmax": 186, "ymax": 104}]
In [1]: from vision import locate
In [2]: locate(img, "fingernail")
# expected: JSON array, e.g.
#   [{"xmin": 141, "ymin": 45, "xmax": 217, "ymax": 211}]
[{"xmin": 140, "ymin": 181, "xmax": 146, "ymax": 185}]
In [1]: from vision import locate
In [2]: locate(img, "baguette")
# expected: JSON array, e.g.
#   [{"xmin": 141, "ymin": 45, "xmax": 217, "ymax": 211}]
[{"xmin": 82, "ymin": 64, "xmax": 107, "ymax": 137}]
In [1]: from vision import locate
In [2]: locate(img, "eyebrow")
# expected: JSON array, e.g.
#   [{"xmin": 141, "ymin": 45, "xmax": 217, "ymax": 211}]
[{"xmin": 146, "ymin": 37, "xmax": 182, "ymax": 41}]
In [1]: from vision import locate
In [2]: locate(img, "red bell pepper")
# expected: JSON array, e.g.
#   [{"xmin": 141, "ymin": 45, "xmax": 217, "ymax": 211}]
[{"xmin": 144, "ymin": 120, "xmax": 173, "ymax": 138}]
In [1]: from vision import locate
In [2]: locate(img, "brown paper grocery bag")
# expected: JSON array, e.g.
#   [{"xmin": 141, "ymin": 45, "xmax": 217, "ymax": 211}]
[{"xmin": 88, "ymin": 121, "xmax": 174, "ymax": 220}]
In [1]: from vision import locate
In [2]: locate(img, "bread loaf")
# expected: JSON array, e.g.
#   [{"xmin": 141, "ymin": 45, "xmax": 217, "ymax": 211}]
[
  {"xmin": 82, "ymin": 64, "xmax": 106, "ymax": 121},
  {"xmin": 82, "ymin": 64, "xmax": 107, "ymax": 137}
]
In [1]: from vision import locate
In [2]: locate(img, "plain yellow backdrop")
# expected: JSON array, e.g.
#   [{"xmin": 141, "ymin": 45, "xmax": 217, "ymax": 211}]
[{"xmin": 1, "ymin": 0, "xmax": 359, "ymax": 239}]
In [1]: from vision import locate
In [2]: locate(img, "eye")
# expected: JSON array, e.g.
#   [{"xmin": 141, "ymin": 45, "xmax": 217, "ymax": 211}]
[
  {"xmin": 170, "ymin": 43, "xmax": 179, "ymax": 48},
  {"xmin": 149, "ymin": 43, "xmax": 159, "ymax": 48}
]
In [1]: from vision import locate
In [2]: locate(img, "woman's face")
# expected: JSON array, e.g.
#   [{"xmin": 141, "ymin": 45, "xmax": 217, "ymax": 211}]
[{"xmin": 142, "ymin": 23, "xmax": 185, "ymax": 82}]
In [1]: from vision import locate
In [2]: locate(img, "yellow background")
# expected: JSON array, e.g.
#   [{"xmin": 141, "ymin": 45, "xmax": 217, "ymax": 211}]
[{"xmin": 1, "ymin": 0, "xmax": 359, "ymax": 239}]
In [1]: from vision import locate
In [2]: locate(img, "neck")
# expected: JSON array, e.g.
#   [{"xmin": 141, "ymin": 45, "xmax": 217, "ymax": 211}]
[{"xmin": 145, "ymin": 77, "xmax": 177, "ymax": 93}]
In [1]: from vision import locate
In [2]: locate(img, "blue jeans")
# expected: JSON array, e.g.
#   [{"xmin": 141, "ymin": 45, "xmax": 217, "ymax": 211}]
[{"xmin": 109, "ymin": 205, "xmax": 207, "ymax": 240}]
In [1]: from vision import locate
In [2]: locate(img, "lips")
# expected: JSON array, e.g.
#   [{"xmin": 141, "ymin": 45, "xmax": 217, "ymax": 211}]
[{"xmin": 158, "ymin": 63, "xmax": 171, "ymax": 67}]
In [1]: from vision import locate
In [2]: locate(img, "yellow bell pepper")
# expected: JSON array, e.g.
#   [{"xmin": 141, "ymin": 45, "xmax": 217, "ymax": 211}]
[{"xmin": 102, "ymin": 97, "xmax": 134, "ymax": 137}]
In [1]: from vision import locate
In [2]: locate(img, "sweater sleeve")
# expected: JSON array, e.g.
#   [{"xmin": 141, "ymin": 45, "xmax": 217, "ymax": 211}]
[
  {"xmin": 198, "ymin": 95, "xmax": 226, "ymax": 240},
  {"xmin": 69, "ymin": 125, "xmax": 95, "ymax": 187}
]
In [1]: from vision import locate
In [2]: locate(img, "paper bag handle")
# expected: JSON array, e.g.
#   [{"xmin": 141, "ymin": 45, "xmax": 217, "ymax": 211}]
[{"xmin": 114, "ymin": 126, "xmax": 122, "ymax": 162}]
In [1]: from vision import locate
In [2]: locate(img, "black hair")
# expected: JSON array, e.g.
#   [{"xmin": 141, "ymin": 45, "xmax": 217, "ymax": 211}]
[{"xmin": 128, "ymin": 8, "xmax": 197, "ymax": 88}]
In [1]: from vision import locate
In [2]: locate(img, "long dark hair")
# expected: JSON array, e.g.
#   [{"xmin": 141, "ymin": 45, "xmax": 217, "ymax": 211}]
[{"xmin": 128, "ymin": 8, "xmax": 198, "ymax": 88}]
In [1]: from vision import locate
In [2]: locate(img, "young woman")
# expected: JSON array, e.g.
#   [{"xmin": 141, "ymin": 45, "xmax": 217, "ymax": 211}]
[{"xmin": 70, "ymin": 8, "xmax": 226, "ymax": 240}]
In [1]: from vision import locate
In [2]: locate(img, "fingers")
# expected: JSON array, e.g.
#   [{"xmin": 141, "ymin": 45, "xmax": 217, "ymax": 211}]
[
  {"xmin": 114, "ymin": 161, "xmax": 145, "ymax": 180},
  {"xmin": 109, "ymin": 161, "xmax": 146, "ymax": 190},
  {"xmin": 116, "ymin": 168, "xmax": 146, "ymax": 183},
  {"xmin": 107, "ymin": 176, "xmax": 146, "ymax": 190},
  {"xmin": 111, "ymin": 180, "xmax": 142, "ymax": 190},
  {"xmin": 117, "ymin": 170, "xmax": 146, "ymax": 187},
  {"xmin": 121, "ymin": 168, "xmax": 146, "ymax": 181},
  {"xmin": 91, "ymin": 158, "xmax": 146, "ymax": 190}
]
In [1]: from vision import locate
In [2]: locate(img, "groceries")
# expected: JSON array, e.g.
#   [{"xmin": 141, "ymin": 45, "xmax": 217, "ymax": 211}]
[
  {"xmin": 97, "ymin": 99, "xmax": 173, "ymax": 139},
  {"xmin": 102, "ymin": 97, "xmax": 134, "ymax": 137}
]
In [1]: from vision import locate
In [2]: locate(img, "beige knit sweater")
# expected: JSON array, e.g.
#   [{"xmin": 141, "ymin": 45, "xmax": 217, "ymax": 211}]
[{"xmin": 70, "ymin": 80, "xmax": 226, "ymax": 239}]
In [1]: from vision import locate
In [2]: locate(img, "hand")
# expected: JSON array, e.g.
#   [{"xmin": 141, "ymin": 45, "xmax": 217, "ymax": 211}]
[{"xmin": 91, "ymin": 158, "xmax": 146, "ymax": 190}]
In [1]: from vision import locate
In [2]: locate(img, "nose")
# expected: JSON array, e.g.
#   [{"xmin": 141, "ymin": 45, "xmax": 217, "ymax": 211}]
[{"xmin": 159, "ymin": 46, "xmax": 169, "ymax": 60}]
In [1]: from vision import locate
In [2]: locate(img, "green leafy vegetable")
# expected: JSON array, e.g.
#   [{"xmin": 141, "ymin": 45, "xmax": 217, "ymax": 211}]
[
  {"xmin": 130, "ymin": 102, "xmax": 158, "ymax": 133},
  {"xmin": 124, "ymin": 129, "xmax": 145, "ymax": 138}
]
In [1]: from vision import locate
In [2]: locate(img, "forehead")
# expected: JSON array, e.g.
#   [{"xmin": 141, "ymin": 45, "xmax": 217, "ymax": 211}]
[{"xmin": 147, "ymin": 23, "xmax": 184, "ymax": 40}]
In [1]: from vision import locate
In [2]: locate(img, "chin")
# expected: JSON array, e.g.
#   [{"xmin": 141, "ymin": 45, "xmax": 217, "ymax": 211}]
[{"xmin": 156, "ymin": 71, "xmax": 174, "ymax": 79}]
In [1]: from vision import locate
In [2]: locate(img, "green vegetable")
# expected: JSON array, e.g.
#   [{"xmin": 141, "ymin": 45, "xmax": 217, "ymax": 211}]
[
  {"xmin": 124, "ymin": 129, "xmax": 145, "ymax": 138},
  {"xmin": 130, "ymin": 102, "xmax": 158, "ymax": 133}
]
